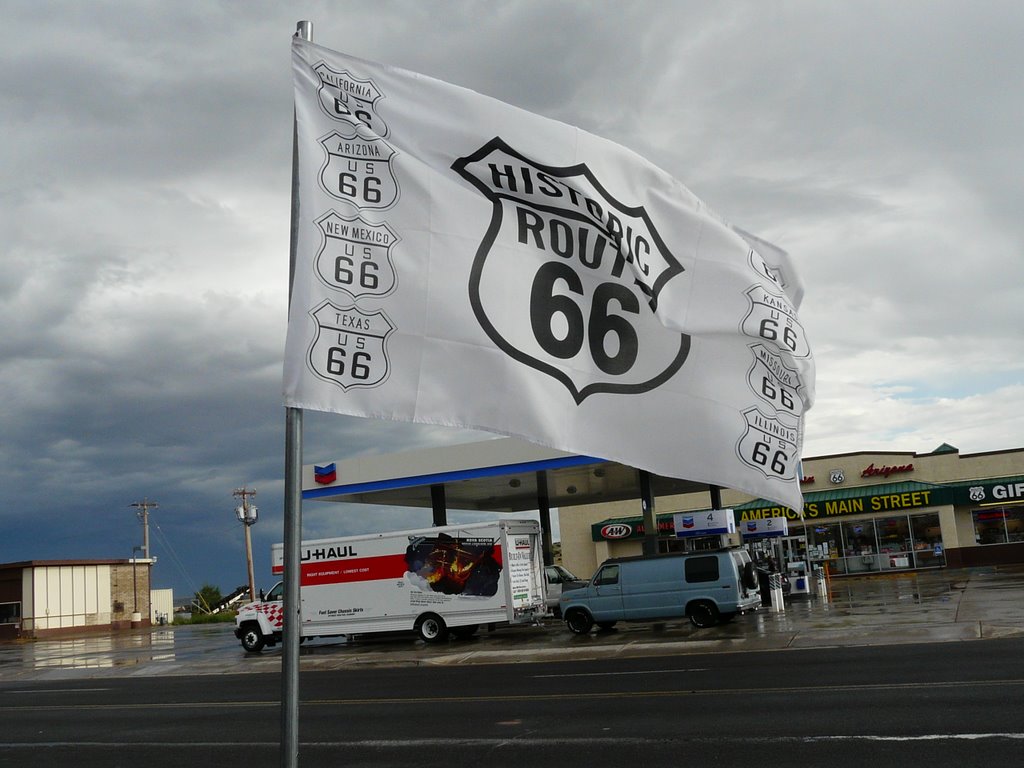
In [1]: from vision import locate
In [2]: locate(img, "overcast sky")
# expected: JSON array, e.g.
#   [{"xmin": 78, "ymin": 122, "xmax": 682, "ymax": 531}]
[{"xmin": 2, "ymin": 1, "xmax": 1022, "ymax": 600}]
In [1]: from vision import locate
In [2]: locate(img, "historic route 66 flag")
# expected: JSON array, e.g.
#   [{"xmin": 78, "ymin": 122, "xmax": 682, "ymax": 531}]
[{"xmin": 284, "ymin": 38, "xmax": 816, "ymax": 512}]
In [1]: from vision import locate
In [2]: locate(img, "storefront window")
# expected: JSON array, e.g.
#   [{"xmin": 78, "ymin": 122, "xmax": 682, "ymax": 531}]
[
  {"xmin": 910, "ymin": 512, "xmax": 945, "ymax": 568},
  {"xmin": 753, "ymin": 511, "xmax": 946, "ymax": 574},
  {"xmin": 973, "ymin": 507, "xmax": 1024, "ymax": 545},
  {"xmin": 808, "ymin": 523, "xmax": 844, "ymax": 575},
  {"xmin": 842, "ymin": 519, "xmax": 877, "ymax": 573},
  {"xmin": 876, "ymin": 517, "xmax": 912, "ymax": 570}
]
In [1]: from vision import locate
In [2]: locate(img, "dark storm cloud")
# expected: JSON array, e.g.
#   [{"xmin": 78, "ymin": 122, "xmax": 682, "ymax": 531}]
[{"xmin": 1, "ymin": 1, "xmax": 1022, "ymax": 596}]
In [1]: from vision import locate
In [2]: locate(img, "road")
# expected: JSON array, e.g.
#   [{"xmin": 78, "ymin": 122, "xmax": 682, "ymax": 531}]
[{"xmin": 2, "ymin": 637, "xmax": 1023, "ymax": 767}]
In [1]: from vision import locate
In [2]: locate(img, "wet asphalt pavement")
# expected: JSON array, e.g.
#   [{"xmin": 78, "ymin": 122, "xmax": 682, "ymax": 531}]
[{"xmin": 3, "ymin": 565, "xmax": 1024, "ymax": 682}]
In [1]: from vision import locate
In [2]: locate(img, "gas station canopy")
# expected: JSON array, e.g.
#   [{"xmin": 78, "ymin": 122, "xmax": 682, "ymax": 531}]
[{"xmin": 302, "ymin": 437, "xmax": 714, "ymax": 512}]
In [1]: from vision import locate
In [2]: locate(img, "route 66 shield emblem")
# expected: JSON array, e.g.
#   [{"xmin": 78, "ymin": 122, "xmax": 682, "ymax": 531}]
[
  {"xmin": 452, "ymin": 138, "xmax": 690, "ymax": 404},
  {"xmin": 312, "ymin": 61, "xmax": 389, "ymax": 138},
  {"xmin": 313, "ymin": 211, "xmax": 398, "ymax": 300},
  {"xmin": 318, "ymin": 131, "xmax": 399, "ymax": 211},
  {"xmin": 307, "ymin": 301, "xmax": 395, "ymax": 390}
]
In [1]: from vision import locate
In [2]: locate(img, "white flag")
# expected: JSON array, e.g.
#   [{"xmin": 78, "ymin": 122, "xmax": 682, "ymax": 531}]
[{"xmin": 285, "ymin": 38, "xmax": 815, "ymax": 512}]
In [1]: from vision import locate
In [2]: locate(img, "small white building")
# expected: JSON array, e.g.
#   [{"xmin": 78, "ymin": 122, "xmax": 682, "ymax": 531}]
[{"xmin": 0, "ymin": 558, "xmax": 154, "ymax": 639}]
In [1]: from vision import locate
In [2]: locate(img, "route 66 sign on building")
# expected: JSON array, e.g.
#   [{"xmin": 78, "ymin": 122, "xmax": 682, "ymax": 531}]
[
  {"xmin": 306, "ymin": 301, "xmax": 394, "ymax": 390},
  {"xmin": 452, "ymin": 138, "xmax": 690, "ymax": 404},
  {"xmin": 318, "ymin": 131, "xmax": 399, "ymax": 210},
  {"xmin": 313, "ymin": 211, "xmax": 398, "ymax": 300},
  {"xmin": 312, "ymin": 61, "xmax": 389, "ymax": 138}
]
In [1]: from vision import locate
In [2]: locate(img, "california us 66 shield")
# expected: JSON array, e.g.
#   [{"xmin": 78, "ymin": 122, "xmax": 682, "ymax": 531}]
[
  {"xmin": 452, "ymin": 138, "xmax": 690, "ymax": 403},
  {"xmin": 307, "ymin": 300, "xmax": 395, "ymax": 390},
  {"xmin": 312, "ymin": 61, "xmax": 389, "ymax": 138}
]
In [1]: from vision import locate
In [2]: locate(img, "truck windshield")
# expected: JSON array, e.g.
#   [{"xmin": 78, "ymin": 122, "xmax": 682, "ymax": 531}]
[{"xmin": 264, "ymin": 582, "xmax": 284, "ymax": 601}]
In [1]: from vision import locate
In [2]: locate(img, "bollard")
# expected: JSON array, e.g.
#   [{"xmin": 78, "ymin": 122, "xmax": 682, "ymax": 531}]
[
  {"xmin": 769, "ymin": 572, "xmax": 785, "ymax": 613},
  {"xmin": 815, "ymin": 566, "xmax": 829, "ymax": 603}
]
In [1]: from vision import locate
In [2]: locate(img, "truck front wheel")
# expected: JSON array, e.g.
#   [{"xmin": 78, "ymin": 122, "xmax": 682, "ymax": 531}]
[
  {"xmin": 239, "ymin": 623, "xmax": 265, "ymax": 653},
  {"xmin": 415, "ymin": 613, "xmax": 449, "ymax": 643}
]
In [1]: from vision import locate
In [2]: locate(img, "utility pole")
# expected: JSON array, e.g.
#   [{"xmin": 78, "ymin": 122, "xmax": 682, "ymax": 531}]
[
  {"xmin": 233, "ymin": 487, "xmax": 258, "ymax": 602},
  {"xmin": 130, "ymin": 498, "xmax": 158, "ymax": 559}
]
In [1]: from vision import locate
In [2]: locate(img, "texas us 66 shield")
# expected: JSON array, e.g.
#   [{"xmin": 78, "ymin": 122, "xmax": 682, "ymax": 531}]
[
  {"xmin": 306, "ymin": 300, "xmax": 395, "ymax": 390},
  {"xmin": 453, "ymin": 138, "xmax": 691, "ymax": 404}
]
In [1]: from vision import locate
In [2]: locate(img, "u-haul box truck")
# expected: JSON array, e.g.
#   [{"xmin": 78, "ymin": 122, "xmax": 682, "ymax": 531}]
[{"xmin": 234, "ymin": 519, "xmax": 546, "ymax": 652}]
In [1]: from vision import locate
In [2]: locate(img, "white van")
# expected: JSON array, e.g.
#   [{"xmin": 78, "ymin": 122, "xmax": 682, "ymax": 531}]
[{"xmin": 559, "ymin": 548, "xmax": 761, "ymax": 633}]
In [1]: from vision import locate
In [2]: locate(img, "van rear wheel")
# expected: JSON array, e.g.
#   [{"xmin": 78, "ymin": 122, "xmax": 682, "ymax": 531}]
[
  {"xmin": 565, "ymin": 609, "xmax": 594, "ymax": 634},
  {"xmin": 688, "ymin": 601, "xmax": 720, "ymax": 629}
]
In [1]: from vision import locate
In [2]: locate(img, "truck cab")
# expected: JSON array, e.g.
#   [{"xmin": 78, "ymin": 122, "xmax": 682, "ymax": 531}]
[{"xmin": 234, "ymin": 581, "xmax": 284, "ymax": 653}]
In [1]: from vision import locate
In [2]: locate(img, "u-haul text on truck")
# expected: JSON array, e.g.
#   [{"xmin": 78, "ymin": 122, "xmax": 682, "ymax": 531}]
[{"xmin": 234, "ymin": 520, "xmax": 546, "ymax": 652}]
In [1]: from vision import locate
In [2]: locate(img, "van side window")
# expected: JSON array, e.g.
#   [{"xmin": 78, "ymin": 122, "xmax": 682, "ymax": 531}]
[
  {"xmin": 593, "ymin": 565, "xmax": 620, "ymax": 586},
  {"xmin": 684, "ymin": 556, "xmax": 720, "ymax": 583}
]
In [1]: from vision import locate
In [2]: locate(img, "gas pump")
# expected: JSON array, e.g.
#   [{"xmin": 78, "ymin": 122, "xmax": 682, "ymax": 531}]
[{"xmin": 781, "ymin": 535, "xmax": 811, "ymax": 596}]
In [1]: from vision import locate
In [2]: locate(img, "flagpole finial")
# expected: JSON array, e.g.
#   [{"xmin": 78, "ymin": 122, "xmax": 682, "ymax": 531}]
[{"xmin": 295, "ymin": 20, "xmax": 312, "ymax": 41}]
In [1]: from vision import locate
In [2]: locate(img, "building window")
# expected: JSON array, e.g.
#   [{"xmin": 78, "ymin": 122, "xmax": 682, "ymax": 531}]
[
  {"xmin": 842, "ymin": 519, "xmax": 877, "ymax": 573},
  {"xmin": 973, "ymin": 507, "xmax": 1024, "ymax": 545},
  {"xmin": 797, "ymin": 511, "xmax": 945, "ymax": 573},
  {"xmin": 0, "ymin": 602, "xmax": 20, "ymax": 624},
  {"xmin": 910, "ymin": 512, "xmax": 945, "ymax": 567}
]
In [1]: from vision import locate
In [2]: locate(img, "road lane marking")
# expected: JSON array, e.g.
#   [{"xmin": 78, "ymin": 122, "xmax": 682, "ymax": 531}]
[
  {"xmin": 3, "ymin": 734, "xmax": 1024, "ymax": 749},
  {"xmin": 3, "ymin": 677, "xmax": 1024, "ymax": 711},
  {"xmin": 532, "ymin": 668, "xmax": 708, "ymax": 678}
]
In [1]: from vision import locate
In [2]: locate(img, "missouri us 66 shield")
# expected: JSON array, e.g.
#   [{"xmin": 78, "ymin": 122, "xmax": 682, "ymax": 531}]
[
  {"xmin": 452, "ymin": 138, "xmax": 691, "ymax": 404},
  {"xmin": 306, "ymin": 300, "xmax": 395, "ymax": 390}
]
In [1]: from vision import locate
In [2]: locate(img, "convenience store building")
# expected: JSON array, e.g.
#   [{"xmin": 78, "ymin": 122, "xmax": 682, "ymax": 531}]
[{"xmin": 559, "ymin": 443, "xmax": 1024, "ymax": 580}]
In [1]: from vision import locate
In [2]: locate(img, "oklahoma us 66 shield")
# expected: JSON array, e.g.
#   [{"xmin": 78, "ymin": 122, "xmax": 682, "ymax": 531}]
[
  {"xmin": 452, "ymin": 138, "xmax": 691, "ymax": 404},
  {"xmin": 307, "ymin": 300, "xmax": 395, "ymax": 390}
]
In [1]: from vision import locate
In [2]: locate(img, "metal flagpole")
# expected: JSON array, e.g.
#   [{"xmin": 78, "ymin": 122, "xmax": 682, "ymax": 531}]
[{"xmin": 282, "ymin": 19, "xmax": 312, "ymax": 768}]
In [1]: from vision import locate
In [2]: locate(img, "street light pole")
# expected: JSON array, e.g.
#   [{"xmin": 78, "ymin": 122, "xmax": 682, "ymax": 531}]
[{"xmin": 233, "ymin": 487, "xmax": 258, "ymax": 601}]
